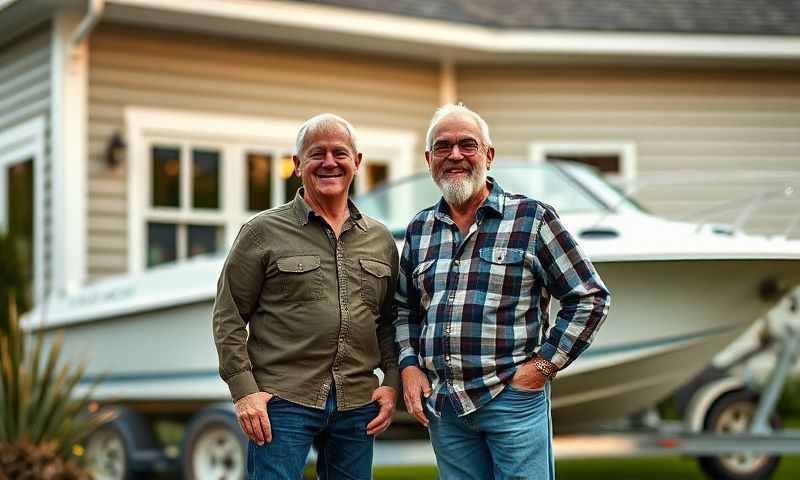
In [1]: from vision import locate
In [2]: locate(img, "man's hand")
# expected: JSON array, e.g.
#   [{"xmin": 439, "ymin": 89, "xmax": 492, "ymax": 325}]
[
  {"xmin": 234, "ymin": 391, "xmax": 273, "ymax": 445},
  {"xmin": 366, "ymin": 386, "xmax": 398, "ymax": 436},
  {"xmin": 401, "ymin": 366, "xmax": 431, "ymax": 427},
  {"xmin": 511, "ymin": 361, "xmax": 548, "ymax": 391}
]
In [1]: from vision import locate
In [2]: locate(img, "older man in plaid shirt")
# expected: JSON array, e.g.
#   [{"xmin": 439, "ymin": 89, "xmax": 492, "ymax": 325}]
[{"xmin": 395, "ymin": 104, "xmax": 611, "ymax": 479}]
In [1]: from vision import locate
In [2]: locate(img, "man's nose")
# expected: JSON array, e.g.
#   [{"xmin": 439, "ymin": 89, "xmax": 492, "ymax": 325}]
[
  {"xmin": 448, "ymin": 144, "xmax": 465, "ymax": 160},
  {"xmin": 322, "ymin": 151, "xmax": 337, "ymax": 166}
]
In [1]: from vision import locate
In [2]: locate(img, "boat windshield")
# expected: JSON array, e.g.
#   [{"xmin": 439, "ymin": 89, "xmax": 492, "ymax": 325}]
[{"xmin": 356, "ymin": 162, "xmax": 639, "ymax": 235}]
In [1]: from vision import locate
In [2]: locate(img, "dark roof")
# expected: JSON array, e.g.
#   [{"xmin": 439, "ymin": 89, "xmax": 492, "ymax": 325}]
[{"xmin": 288, "ymin": 0, "xmax": 800, "ymax": 35}]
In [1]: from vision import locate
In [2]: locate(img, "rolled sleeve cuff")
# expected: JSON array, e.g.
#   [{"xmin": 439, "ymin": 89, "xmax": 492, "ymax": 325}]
[
  {"xmin": 538, "ymin": 343, "xmax": 570, "ymax": 370},
  {"xmin": 225, "ymin": 370, "xmax": 260, "ymax": 402},
  {"xmin": 399, "ymin": 355, "xmax": 420, "ymax": 372}
]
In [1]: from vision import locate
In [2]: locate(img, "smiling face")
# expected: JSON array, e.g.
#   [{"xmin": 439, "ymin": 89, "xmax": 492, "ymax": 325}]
[
  {"xmin": 425, "ymin": 113, "xmax": 494, "ymax": 206},
  {"xmin": 293, "ymin": 122, "xmax": 361, "ymax": 202}
]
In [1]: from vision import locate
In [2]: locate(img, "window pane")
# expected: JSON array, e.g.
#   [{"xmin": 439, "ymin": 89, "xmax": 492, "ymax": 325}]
[
  {"xmin": 188, "ymin": 224, "xmax": 222, "ymax": 258},
  {"xmin": 247, "ymin": 152, "xmax": 272, "ymax": 211},
  {"xmin": 193, "ymin": 148, "xmax": 220, "ymax": 209},
  {"xmin": 6, "ymin": 159, "xmax": 34, "ymax": 302},
  {"xmin": 365, "ymin": 162, "xmax": 389, "ymax": 191},
  {"xmin": 152, "ymin": 146, "xmax": 180, "ymax": 207},
  {"xmin": 280, "ymin": 154, "xmax": 302, "ymax": 203},
  {"xmin": 147, "ymin": 222, "xmax": 177, "ymax": 267}
]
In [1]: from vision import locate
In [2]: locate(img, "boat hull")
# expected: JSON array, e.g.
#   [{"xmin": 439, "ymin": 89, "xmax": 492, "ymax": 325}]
[{"xmin": 32, "ymin": 257, "xmax": 800, "ymax": 432}]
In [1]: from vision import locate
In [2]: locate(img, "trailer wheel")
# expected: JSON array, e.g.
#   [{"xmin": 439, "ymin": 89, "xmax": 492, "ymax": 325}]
[
  {"xmin": 697, "ymin": 390, "xmax": 781, "ymax": 480},
  {"xmin": 84, "ymin": 408, "xmax": 154, "ymax": 480},
  {"xmin": 182, "ymin": 408, "xmax": 247, "ymax": 480}
]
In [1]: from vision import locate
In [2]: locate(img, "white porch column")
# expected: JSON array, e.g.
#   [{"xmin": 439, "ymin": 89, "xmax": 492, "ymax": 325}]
[{"xmin": 50, "ymin": 10, "xmax": 88, "ymax": 294}]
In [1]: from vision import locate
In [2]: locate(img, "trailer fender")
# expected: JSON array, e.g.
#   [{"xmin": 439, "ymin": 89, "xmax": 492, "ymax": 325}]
[{"xmin": 684, "ymin": 377, "xmax": 747, "ymax": 432}]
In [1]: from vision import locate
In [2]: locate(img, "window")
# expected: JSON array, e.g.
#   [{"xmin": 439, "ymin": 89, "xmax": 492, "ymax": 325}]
[
  {"xmin": 528, "ymin": 142, "xmax": 637, "ymax": 190},
  {"xmin": 5, "ymin": 160, "xmax": 34, "ymax": 298},
  {"xmin": 0, "ymin": 117, "xmax": 45, "ymax": 305},
  {"xmin": 142, "ymin": 141, "xmax": 226, "ymax": 267},
  {"xmin": 127, "ymin": 109, "xmax": 416, "ymax": 272}
]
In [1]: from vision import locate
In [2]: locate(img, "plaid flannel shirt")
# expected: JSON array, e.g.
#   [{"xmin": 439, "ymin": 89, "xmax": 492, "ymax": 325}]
[{"xmin": 394, "ymin": 178, "xmax": 611, "ymax": 416}]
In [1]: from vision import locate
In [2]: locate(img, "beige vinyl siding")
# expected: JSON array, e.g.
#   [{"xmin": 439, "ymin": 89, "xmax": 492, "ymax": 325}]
[
  {"xmin": 88, "ymin": 23, "xmax": 438, "ymax": 279},
  {"xmin": 0, "ymin": 25, "xmax": 52, "ymax": 295},
  {"xmin": 459, "ymin": 66, "xmax": 800, "ymax": 236}
]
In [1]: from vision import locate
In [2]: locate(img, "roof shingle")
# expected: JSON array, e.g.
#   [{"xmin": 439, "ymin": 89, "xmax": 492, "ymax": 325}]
[{"xmin": 286, "ymin": 0, "xmax": 800, "ymax": 35}]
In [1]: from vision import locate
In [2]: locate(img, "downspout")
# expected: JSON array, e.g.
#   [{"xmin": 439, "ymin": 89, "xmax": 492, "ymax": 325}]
[{"xmin": 70, "ymin": 0, "xmax": 105, "ymax": 46}]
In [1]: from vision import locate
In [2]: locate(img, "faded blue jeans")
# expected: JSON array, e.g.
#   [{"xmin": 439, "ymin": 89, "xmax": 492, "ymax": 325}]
[
  {"xmin": 247, "ymin": 388, "xmax": 379, "ymax": 479},
  {"xmin": 427, "ymin": 383, "xmax": 555, "ymax": 480}
]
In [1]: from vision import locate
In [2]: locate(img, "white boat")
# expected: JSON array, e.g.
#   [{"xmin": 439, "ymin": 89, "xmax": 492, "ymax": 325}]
[
  {"xmin": 21, "ymin": 162, "xmax": 800, "ymax": 438},
  {"xmin": 355, "ymin": 161, "xmax": 800, "ymax": 432}
]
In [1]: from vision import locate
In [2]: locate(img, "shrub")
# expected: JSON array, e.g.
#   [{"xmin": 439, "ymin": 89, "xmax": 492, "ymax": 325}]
[
  {"xmin": 0, "ymin": 440, "xmax": 87, "ymax": 480},
  {"xmin": 0, "ymin": 295, "xmax": 110, "ymax": 479}
]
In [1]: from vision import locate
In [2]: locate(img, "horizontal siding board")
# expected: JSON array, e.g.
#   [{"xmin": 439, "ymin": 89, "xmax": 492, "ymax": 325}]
[
  {"xmin": 87, "ymin": 23, "xmax": 438, "ymax": 278},
  {"xmin": 461, "ymin": 65, "xmax": 800, "ymax": 239}
]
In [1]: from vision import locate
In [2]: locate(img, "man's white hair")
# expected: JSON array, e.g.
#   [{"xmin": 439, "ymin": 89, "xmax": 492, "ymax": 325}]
[
  {"xmin": 425, "ymin": 103, "xmax": 492, "ymax": 151},
  {"xmin": 295, "ymin": 113, "xmax": 359, "ymax": 156}
]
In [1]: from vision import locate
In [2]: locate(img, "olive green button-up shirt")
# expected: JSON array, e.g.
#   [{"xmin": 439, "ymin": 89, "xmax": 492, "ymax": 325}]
[{"xmin": 212, "ymin": 191, "xmax": 400, "ymax": 410}]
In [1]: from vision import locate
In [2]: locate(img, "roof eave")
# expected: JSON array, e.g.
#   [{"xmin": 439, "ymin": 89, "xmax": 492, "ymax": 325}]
[{"xmin": 101, "ymin": 0, "xmax": 800, "ymax": 65}]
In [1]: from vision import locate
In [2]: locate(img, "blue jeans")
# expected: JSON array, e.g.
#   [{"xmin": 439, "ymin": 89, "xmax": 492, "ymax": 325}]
[
  {"xmin": 427, "ymin": 383, "xmax": 554, "ymax": 480},
  {"xmin": 247, "ymin": 388, "xmax": 379, "ymax": 479}
]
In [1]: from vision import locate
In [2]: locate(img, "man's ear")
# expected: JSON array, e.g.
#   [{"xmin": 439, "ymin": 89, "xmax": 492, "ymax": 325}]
[
  {"xmin": 425, "ymin": 151, "xmax": 432, "ymax": 170},
  {"xmin": 292, "ymin": 155, "xmax": 302, "ymax": 177},
  {"xmin": 354, "ymin": 152, "xmax": 363, "ymax": 175},
  {"xmin": 485, "ymin": 147, "xmax": 495, "ymax": 170}
]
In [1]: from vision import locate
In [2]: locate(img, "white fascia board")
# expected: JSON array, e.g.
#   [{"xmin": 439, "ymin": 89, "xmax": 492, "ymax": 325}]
[
  {"xmin": 50, "ymin": 10, "xmax": 88, "ymax": 294},
  {"xmin": 108, "ymin": 0, "xmax": 800, "ymax": 59}
]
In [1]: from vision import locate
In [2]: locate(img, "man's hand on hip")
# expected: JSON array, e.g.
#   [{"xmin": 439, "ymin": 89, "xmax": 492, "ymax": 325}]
[
  {"xmin": 367, "ymin": 386, "xmax": 398, "ymax": 436},
  {"xmin": 511, "ymin": 361, "xmax": 548, "ymax": 391},
  {"xmin": 234, "ymin": 391, "xmax": 273, "ymax": 445},
  {"xmin": 401, "ymin": 366, "xmax": 431, "ymax": 427}
]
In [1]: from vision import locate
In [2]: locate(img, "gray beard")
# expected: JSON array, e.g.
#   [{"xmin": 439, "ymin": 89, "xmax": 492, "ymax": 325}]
[{"xmin": 435, "ymin": 164, "xmax": 487, "ymax": 207}]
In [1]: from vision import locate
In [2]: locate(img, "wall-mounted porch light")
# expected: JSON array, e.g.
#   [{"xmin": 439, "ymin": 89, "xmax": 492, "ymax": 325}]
[{"xmin": 105, "ymin": 132, "xmax": 126, "ymax": 168}]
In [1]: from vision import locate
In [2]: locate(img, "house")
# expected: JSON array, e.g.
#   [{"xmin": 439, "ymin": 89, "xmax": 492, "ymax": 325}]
[{"xmin": 1, "ymin": 0, "xmax": 799, "ymax": 308}]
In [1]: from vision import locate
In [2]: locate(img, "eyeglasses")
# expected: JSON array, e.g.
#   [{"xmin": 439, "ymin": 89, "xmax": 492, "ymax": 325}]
[{"xmin": 431, "ymin": 139, "xmax": 481, "ymax": 158}]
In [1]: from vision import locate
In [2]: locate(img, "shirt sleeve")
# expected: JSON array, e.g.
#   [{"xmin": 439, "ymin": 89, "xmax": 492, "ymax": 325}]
[
  {"xmin": 534, "ymin": 206, "xmax": 611, "ymax": 370},
  {"xmin": 376, "ymin": 235, "xmax": 401, "ymax": 390},
  {"xmin": 212, "ymin": 223, "xmax": 266, "ymax": 402},
  {"xmin": 393, "ymin": 227, "xmax": 423, "ymax": 371}
]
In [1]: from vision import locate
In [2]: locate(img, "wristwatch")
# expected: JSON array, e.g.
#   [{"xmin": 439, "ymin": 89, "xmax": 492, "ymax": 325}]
[{"xmin": 532, "ymin": 356, "xmax": 558, "ymax": 380}]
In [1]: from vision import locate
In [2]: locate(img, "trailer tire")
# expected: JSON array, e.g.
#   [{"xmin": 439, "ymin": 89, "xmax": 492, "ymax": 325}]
[
  {"xmin": 182, "ymin": 407, "xmax": 247, "ymax": 480},
  {"xmin": 84, "ymin": 408, "xmax": 155, "ymax": 480},
  {"xmin": 697, "ymin": 389, "xmax": 781, "ymax": 480}
]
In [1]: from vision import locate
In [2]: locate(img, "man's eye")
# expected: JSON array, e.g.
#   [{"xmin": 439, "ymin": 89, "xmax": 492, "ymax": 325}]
[
  {"xmin": 460, "ymin": 140, "xmax": 479, "ymax": 151},
  {"xmin": 433, "ymin": 143, "xmax": 451, "ymax": 153}
]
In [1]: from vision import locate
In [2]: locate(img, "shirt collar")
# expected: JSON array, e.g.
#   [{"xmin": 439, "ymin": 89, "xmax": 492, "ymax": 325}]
[
  {"xmin": 291, "ymin": 188, "xmax": 367, "ymax": 231},
  {"xmin": 434, "ymin": 176, "xmax": 505, "ymax": 223}
]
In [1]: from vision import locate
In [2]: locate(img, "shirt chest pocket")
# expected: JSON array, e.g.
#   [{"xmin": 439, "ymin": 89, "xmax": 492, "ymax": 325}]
[
  {"xmin": 360, "ymin": 259, "xmax": 392, "ymax": 314},
  {"xmin": 276, "ymin": 255, "xmax": 323, "ymax": 302},
  {"xmin": 478, "ymin": 247, "xmax": 527, "ymax": 295},
  {"xmin": 411, "ymin": 259, "xmax": 436, "ymax": 309}
]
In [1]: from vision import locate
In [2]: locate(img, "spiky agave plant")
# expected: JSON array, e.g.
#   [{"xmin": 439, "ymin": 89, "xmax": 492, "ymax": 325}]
[{"xmin": 0, "ymin": 295, "xmax": 111, "ymax": 469}]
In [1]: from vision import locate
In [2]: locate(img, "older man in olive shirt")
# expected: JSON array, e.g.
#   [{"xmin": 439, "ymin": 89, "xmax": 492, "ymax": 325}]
[{"xmin": 212, "ymin": 113, "xmax": 400, "ymax": 479}]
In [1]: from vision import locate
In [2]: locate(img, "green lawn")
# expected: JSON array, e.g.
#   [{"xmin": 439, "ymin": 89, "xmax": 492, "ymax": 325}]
[{"xmin": 354, "ymin": 455, "xmax": 800, "ymax": 480}]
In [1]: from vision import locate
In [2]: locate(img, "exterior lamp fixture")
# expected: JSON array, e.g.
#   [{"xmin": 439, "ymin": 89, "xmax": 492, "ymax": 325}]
[{"xmin": 105, "ymin": 132, "xmax": 126, "ymax": 168}]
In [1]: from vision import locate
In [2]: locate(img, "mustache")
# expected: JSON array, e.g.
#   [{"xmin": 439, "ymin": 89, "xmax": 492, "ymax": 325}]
[{"xmin": 437, "ymin": 161, "xmax": 473, "ymax": 172}]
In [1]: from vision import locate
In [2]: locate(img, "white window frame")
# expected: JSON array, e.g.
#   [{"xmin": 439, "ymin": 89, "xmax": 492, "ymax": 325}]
[
  {"xmin": 0, "ymin": 116, "xmax": 46, "ymax": 305},
  {"xmin": 126, "ymin": 107, "xmax": 416, "ymax": 273},
  {"xmin": 528, "ymin": 141, "xmax": 637, "ymax": 190}
]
